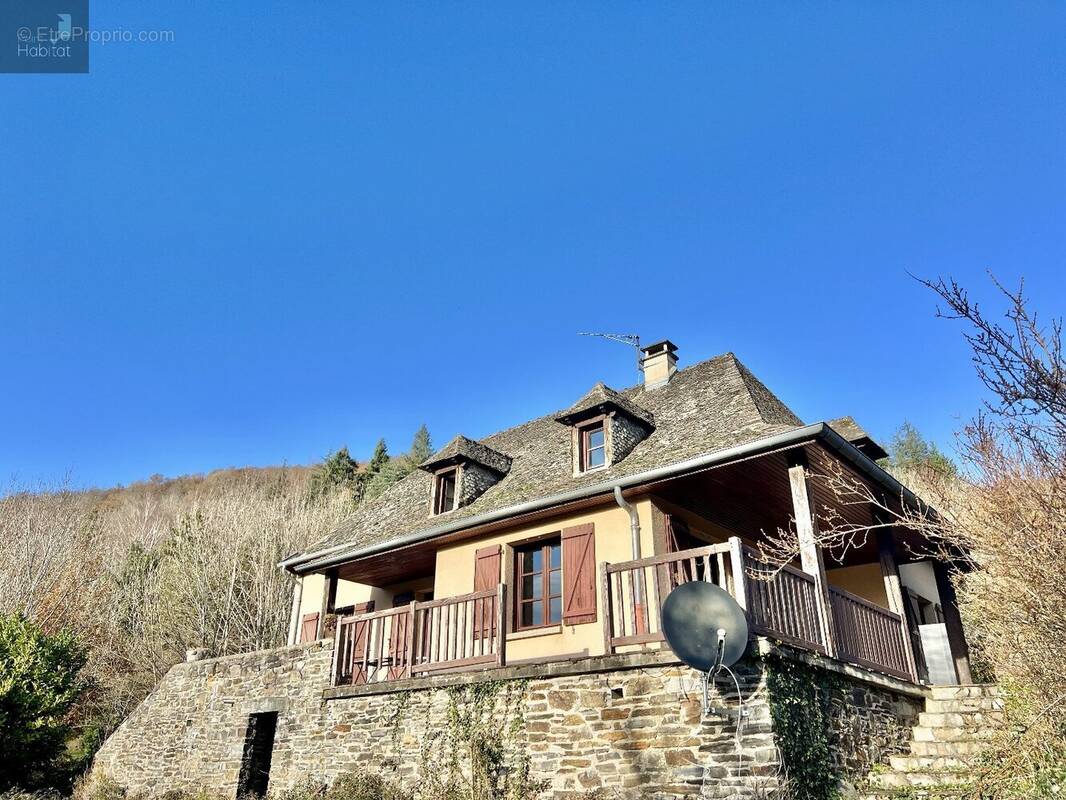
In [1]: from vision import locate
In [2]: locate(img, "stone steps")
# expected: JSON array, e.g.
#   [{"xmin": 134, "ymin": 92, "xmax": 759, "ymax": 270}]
[
  {"xmin": 868, "ymin": 770, "xmax": 970, "ymax": 789},
  {"xmin": 888, "ymin": 754, "xmax": 970, "ymax": 772},
  {"xmin": 924, "ymin": 696, "xmax": 1004, "ymax": 714},
  {"xmin": 860, "ymin": 684, "xmax": 1001, "ymax": 799},
  {"xmin": 909, "ymin": 739, "xmax": 984, "ymax": 757},
  {"xmin": 918, "ymin": 710, "xmax": 1003, "ymax": 727},
  {"xmin": 930, "ymin": 685, "xmax": 1001, "ymax": 700}
]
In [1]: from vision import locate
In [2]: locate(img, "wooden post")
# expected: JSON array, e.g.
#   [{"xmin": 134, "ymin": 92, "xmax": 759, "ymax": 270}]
[
  {"xmin": 495, "ymin": 582, "xmax": 507, "ymax": 667},
  {"xmin": 316, "ymin": 569, "xmax": 338, "ymax": 639},
  {"xmin": 787, "ymin": 454, "xmax": 837, "ymax": 657},
  {"xmin": 727, "ymin": 537, "xmax": 748, "ymax": 612},
  {"xmin": 599, "ymin": 561, "xmax": 613, "ymax": 655},
  {"xmin": 287, "ymin": 575, "xmax": 304, "ymax": 646},
  {"xmin": 405, "ymin": 600, "xmax": 418, "ymax": 678},
  {"xmin": 649, "ymin": 502, "xmax": 672, "ymax": 612},
  {"xmin": 876, "ymin": 528, "xmax": 920, "ymax": 682},
  {"xmin": 330, "ymin": 619, "xmax": 341, "ymax": 686},
  {"xmin": 932, "ymin": 561, "xmax": 974, "ymax": 685}
]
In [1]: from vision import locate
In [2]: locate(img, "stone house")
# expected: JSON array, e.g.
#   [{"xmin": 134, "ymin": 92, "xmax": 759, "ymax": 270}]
[{"xmin": 93, "ymin": 341, "xmax": 975, "ymax": 798}]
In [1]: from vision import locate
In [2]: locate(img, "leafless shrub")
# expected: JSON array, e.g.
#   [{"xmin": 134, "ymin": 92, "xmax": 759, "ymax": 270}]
[{"xmin": 0, "ymin": 468, "xmax": 350, "ymax": 731}]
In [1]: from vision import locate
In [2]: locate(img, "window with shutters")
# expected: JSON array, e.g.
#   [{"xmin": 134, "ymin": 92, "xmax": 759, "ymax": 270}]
[
  {"xmin": 433, "ymin": 468, "xmax": 458, "ymax": 514},
  {"xmin": 560, "ymin": 523, "xmax": 597, "ymax": 625},
  {"xmin": 514, "ymin": 538, "xmax": 562, "ymax": 629},
  {"xmin": 578, "ymin": 420, "xmax": 607, "ymax": 472}
]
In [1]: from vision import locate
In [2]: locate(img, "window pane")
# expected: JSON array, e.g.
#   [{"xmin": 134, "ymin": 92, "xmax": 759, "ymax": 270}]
[
  {"xmin": 549, "ymin": 569, "xmax": 561, "ymax": 596},
  {"xmin": 549, "ymin": 544, "xmax": 561, "ymax": 569},
  {"xmin": 521, "ymin": 551, "xmax": 536, "ymax": 573},
  {"xmin": 587, "ymin": 447, "xmax": 606, "ymax": 468},
  {"xmin": 531, "ymin": 601, "xmax": 543, "ymax": 626},
  {"xmin": 549, "ymin": 597, "xmax": 561, "ymax": 623},
  {"xmin": 437, "ymin": 472, "xmax": 456, "ymax": 512},
  {"xmin": 532, "ymin": 573, "xmax": 543, "ymax": 599},
  {"xmin": 530, "ymin": 548, "xmax": 543, "ymax": 572},
  {"xmin": 521, "ymin": 575, "xmax": 534, "ymax": 600},
  {"xmin": 588, "ymin": 428, "xmax": 605, "ymax": 448},
  {"xmin": 521, "ymin": 603, "xmax": 534, "ymax": 627}
]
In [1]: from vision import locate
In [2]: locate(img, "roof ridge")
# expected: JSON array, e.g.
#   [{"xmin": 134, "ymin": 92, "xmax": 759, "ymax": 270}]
[{"xmin": 727, "ymin": 354, "xmax": 804, "ymax": 427}]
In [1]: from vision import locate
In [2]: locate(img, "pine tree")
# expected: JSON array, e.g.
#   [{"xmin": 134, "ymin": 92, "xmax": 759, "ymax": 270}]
[
  {"xmin": 408, "ymin": 424, "xmax": 433, "ymax": 466},
  {"xmin": 308, "ymin": 446, "xmax": 365, "ymax": 502},
  {"xmin": 366, "ymin": 439, "xmax": 389, "ymax": 476},
  {"xmin": 884, "ymin": 422, "xmax": 957, "ymax": 476}
]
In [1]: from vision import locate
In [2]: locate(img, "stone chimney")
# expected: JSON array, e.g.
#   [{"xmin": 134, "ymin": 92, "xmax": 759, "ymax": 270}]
[{"xmin": 640, "ymin": 340, "xmax": 678, "ymax": 389}]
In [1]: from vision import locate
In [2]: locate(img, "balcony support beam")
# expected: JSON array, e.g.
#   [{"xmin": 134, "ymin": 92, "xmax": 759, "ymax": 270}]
[
  {"xmin": 876, "ymin": 527, "xmax": 921, "ymax": 682},
  {"xmin": 787, "ymin": 454, "xmax": 837, "ymax": 657}
]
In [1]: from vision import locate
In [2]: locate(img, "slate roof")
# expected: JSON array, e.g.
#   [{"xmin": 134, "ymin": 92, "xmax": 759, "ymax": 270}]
[
  {"xmin": 295, "ymin": 353, "xmax": 804, "ymax": 564},
  {"xmin": 554, "ymin": 382, "xmax": 655, "ymax": 429},
  {"xmin": 420, "ymin": 435, "xmax": 512, "ymax": 475}
]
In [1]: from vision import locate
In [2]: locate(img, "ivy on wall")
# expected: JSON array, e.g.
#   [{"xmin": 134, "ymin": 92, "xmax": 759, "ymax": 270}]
[
  {"xmin": 415, "ymin": 679, "xmax": 547, "ymax": 800},
  {"xmin": 765, "ymin": 656, "xmax": 845, "ymax": 800}
]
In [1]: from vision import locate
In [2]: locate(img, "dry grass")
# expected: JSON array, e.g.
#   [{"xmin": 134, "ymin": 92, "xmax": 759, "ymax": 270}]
[{"xmin": 0, "ymin": 467, "xmax": 351, "ymax": 731}]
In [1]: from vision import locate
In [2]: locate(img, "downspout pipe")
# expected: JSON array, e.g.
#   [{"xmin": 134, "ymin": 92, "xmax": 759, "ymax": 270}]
[
  {"xmin": 613, "ymin": 485, "xmax": 641, "ymax": 562},
  {"xmin": 613, "ymin": 485, "xmax": 647, "ymax": 621}
]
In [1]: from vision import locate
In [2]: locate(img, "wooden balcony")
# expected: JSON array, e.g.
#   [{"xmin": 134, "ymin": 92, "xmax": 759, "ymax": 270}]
[
  {"xmin": 331, "ymin": 538, "xmax": 916, "ymax": 688},
  {"xmin": 601, "ymin": 537, "xmax": 915, "ymax": 681},
  {"xmin": 333, "ymin": 586, "xmax": 505, "ymax": 686}
]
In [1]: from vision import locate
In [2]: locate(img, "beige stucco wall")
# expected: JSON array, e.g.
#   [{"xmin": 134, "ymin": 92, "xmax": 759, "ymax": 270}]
[
  {"xmin": 433, "ymin": 498, "xmax": 656, "ymax": 661},
  {"xmin": 899, "ymin": 561, "xmax": 941, "ymax": 607},
  {"xmin": 826, "ymin": 563, "xmax": 889, "ymax": 608},
  {"xmin": 296, "ymin": 499, "xmax": 654, "ymax": 655},
  {"xmin": 297, "ymin": 573, "xmax": 438, "ymax": 629}
]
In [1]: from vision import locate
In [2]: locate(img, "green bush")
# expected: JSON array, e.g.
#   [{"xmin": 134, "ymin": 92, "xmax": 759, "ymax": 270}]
[{"xmin": 0, "ymin": 614, "xmax": 89, "ymax": 790}]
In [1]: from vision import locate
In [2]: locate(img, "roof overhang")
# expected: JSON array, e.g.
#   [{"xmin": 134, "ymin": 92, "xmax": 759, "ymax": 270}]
[{"xmin": 280, "ymin": 422, "xmax": 930, "ymax": 576}]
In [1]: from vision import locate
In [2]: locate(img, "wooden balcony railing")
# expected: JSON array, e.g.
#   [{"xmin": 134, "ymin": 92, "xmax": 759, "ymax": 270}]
[
  {"xmin": 332, "ymin": 539, "xmax": 917, "ymax": 687},
  {"xmin": 829, "ymin": 586, "xmax": 911, "ymax": 680},
  {"xmin": 744, "ymin": 551, "xmax": 826, "ymax": 653},
  {"xmin": 603, "ymin": 536, "xmax": 915, "ymax": 682},
  {"xmin": 601, "ymin": 541, "xmax": 740, "ymax": 650},
  {"xmin": 332, "ymin": 586, "xmax": 505, "ymax": 686}
]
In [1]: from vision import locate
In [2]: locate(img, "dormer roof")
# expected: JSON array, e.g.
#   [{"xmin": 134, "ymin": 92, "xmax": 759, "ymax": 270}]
[
  {"xmin": 554, "ymin": 382, "xmax": 654, "ymax": 430},
  {"xmin": 828, "ymin": 416, "xmax": 888, "ymax": 461},
  {"xmin": 420, "ymin": 435, "xmax": 512, "ymax": 476}
]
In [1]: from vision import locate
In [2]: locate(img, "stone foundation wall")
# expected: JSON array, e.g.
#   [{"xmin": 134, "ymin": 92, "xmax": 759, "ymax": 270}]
[{"xmin": 92, "ymin": 642, "xmax": 924, "ymax": 799}]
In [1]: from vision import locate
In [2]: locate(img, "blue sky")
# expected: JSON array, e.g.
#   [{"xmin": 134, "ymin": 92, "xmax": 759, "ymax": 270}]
[{"xmin": 2, "ymin": 3, "xmax": 1064, "ymax": 489}]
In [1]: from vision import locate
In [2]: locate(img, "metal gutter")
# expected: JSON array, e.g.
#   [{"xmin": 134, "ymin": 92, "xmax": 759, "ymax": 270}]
[
  {"xmin": 284, "ymin": 423, "xmax": 816, "ymax": 573},
  {"xmin": 282, "ymin": 421, "xmax": 927, "ymax": 575}
]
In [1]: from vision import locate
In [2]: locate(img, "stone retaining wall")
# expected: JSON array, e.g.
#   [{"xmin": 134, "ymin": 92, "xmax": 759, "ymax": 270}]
[{"xmin": 91, "ymin": 641, "xmax": 924, "ymax": 799}]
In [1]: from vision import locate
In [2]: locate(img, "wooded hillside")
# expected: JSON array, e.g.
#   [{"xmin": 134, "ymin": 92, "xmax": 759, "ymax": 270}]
[{"xmin": 0, "ymin": 429, "xmax": 431, "ymax": 750}]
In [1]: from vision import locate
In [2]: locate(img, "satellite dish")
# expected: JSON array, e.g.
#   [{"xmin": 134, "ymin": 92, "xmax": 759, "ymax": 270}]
[{"xmin": 661, "ymin": 581, "xmax": 749, "ymax": 672}]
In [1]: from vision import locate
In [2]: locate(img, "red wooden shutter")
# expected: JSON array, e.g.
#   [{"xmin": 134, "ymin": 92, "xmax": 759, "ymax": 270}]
[
  {"xmin": 299, "ymin": 612, "xmax": 319, "ymax": 643},
  {"xmin": 562, "ymin": 523, "xmax": 597, "ymax": 625},
  {"xmin": 474, "ymin": 545, "xmax": 501, "ymax": 638}
]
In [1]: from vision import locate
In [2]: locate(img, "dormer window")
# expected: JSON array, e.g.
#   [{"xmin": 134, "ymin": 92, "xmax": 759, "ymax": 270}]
[
  {"xmin": 580, "ymin": 421, "xmax": 607, "ymax": 472},
  {"xmin": 433, "ymin": 469, "xmax": 458, "ymax": 514},
  {"xmin": 556, "ymin": 382, "xmax": 654, "ymax": 477},
  {"xmin": 421, "ymin": 435, "xmax": 511, "ymax": 515}
]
